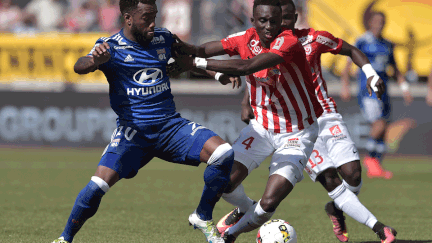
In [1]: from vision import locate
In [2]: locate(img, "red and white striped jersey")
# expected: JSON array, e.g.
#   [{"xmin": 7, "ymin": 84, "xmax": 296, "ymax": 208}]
[
  {"xmin": 221, "ymin": 28, "xmax": 323, "ymax": 133},
  {"xmin": 295, "ymin": 28, "xmax": 343, "ymax": 114}
]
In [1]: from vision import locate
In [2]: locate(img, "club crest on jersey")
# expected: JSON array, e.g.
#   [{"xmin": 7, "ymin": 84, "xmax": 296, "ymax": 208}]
[
  {"xmin": 248, "ymin": 39, "xmax": 262, "ymax": 55},
  {"xmin": 157, "ymin": 49, "xmax": 167, "ymax": 61},
  {"xmin": 133, "ymin": 68, "xmax": 163, "ymax": 85}
]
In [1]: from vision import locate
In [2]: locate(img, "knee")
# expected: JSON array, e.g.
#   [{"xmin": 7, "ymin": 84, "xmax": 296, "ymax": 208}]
[
  {"xmin": 207, "ymin": 143, "xmax": 234, "ymax": 168},
  {"xmin": 339, "ymin": 161, "xmax": 362, "ymax": 186},
  {"xmin": 317, "ymin": 168, "xmax": 342, "ymax": 192},
  {"xmin": 260, "ymin": 197, "xmax": 280, "ymax": 212}
]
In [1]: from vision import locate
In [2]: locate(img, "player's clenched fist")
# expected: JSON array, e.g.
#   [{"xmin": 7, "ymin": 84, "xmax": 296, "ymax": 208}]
[{"xmin": 92, "ymin": 42, "xmax": 111, "ymax": 66}]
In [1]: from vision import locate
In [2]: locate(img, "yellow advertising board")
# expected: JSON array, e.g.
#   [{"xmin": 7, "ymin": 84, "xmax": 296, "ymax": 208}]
[
  {"xmin": 308, "ymin": 0, "xmax": 432, "ymax": 77},
  {"xmin": 0, "ymin": 33, "xmax": 108, "ymax": 84}
]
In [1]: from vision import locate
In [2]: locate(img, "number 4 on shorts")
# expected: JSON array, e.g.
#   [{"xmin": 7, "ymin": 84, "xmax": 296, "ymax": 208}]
[{"xmin": 242, "ymin": 137, "xmax": 255, "ymax": 150}]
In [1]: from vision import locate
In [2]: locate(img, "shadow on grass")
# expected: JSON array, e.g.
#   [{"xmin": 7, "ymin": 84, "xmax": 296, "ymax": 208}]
[{"xmin": 357, "ymin": 240, "xmax": 432, "ymax": 243}]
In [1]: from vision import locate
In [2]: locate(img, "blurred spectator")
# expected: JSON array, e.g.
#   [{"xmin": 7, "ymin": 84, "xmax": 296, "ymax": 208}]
[
  {"xmin": 99, "ymin": 0, "xmax": 121, "ymax": 34},
  {"xmin": 65, "ymin": 0, "xmax": 98, "ymax": 32},
  {"xmin": 13, "ymin": 13, "xmax": 38, "ymax": 35},
  {"xmin": 24, "ymin": 0, "xmax": 66, "ymax": 32},
  {"xmin": 0, "ymin": 0, "xmax": 22, "ymax": 32}
]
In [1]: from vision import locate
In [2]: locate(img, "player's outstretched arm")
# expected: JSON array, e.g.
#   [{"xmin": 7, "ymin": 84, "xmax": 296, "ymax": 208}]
[
  {"xmin": 338, "ymin": 40, "xmax": 385, "ymax": 99},
  {"xmin": 192, "ymin": 68, "xmax": 242, "ymax": 89},
  {"xmin": 74, "ymin": 42, "xmax": 111, "ymax": 74},
  {"xmin": 179, "ymin": 52, "xmax": 284, "ymax": 76},
  {"xmin": 172, "ymin": 34, "xmax": 228, "ymax": 58}
]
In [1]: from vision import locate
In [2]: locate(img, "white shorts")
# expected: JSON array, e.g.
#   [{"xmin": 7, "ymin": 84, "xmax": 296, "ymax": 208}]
[
  {"xmin": 232, "ymin": 119, "xmax": 319, "ymax": 186},
  {"xmin": 304, "ymin": 113, "xmax": 360, "ymax": 182}
]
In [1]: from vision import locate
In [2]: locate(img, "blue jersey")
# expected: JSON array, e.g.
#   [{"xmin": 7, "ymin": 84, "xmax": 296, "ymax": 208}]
[
  {"xmin": 89, "ymin": 28, "xmax": 177, "ymax": 124},
  {"xmin": 355, "ymin": 31, "xmax": 396, "ymax": 99}
]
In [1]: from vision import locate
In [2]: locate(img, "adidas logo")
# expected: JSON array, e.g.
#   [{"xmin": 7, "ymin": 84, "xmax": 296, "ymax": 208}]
[{"xmin": 124, "ymin": 54, "xmax": 134, "ymax": 62}]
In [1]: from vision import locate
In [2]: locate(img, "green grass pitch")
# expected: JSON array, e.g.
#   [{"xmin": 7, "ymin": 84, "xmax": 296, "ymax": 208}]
[{"xmin": 0, "ymin": 147, "xmax": 431, "ymax": 243}]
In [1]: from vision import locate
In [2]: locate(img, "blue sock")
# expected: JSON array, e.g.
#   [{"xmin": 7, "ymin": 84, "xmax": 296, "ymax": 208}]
[
  {"xmin": 61, "ymin": 180, "xmax": 106, "ymax": 242},
  {"xmin": 375, "ymin": 139, "xmax": 387, "ymax": 163},
  {"xmin": 366, "ymin": 138, "xmax": 377, "ymax": 158},
  {"xmin": 196, "ymin": 147, "xmax": 234, "ymax": 221}
]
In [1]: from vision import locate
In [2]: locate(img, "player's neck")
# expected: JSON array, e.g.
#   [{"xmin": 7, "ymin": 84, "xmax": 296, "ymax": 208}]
[{"xmin": 123, "ymin": 29, "xmax": 138, "ymax": 43}]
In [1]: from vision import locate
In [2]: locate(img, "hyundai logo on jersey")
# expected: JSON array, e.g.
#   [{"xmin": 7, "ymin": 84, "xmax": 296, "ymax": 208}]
[{"xmin": 133, "ymin": 68, "xmax": 163, "ymax": 85}]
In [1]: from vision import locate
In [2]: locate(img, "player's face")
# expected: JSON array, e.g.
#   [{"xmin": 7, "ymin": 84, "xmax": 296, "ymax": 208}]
[
  {"xmin": 281, "ymin": 4, "xmax": 297, "ymax": 29},
  {"xmin": 369, "ymin": 13, "xmax": 385, "ymax": 36},
  {"xmin": 252, "ymin": 5, "xmax": 282, "ymax": 46},
  {"xmin": 130, "ymin": 3, "xmax": 157, "ymax": 44}
]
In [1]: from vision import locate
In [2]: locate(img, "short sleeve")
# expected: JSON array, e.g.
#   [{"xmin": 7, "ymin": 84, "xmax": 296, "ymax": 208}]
[
  {"xmin": 221, "ymin": 31, "xmax": 246, "ymax": 56},
  {"xmin": 269, "ymin": 34, "xmax": 299, "ymax": 63},
  {"xmin": 315, "ymin": 31, "xmax": 343, "ymax": 54}
]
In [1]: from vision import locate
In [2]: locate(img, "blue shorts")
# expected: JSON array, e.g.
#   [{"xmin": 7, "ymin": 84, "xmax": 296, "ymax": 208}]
[
  {"xmin": 99, "ymin": 114, "xmax": 217, "ymax": 179},
  {"xmin": 358, "ymin": 95, "xmax": 391, "ymax": 123}
]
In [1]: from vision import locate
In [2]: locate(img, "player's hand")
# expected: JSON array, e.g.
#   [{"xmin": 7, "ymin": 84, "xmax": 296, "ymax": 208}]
[
  {"xmin": 219, "ymin": 74, "xmax": 242, "ymax": 89},
  {"xmin": 172, "ymin": 34, "xmax": 198, "ymax": 57},
  {"xmin": 341, "ymin": 83, "xmax": 351, "ymax": 102},
  {"xmin": 92, "ymin": 42, "xmax": 111, "ymax": 66},
  {"xmin": 241, "ymin": 104, "xmax": 255, "ymax": 124},
  {"xmin": 403, "ymin": 90, "xmax": 413, "ymax": 106},
  {"xmin": 366, "ymin": 75, "xmax": 385, "ymax": 100},
  {"xmin": 167, "ymin": 55, "xmax": 194, "ymax": 77}
]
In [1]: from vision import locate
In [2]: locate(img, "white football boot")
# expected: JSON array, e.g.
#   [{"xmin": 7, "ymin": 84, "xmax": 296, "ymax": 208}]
[
  {"xmin": 189, "ymin": 210, "xmax": 225, "ymax": 243},
  {"xmin": 51, "ymin": 236, "xmax": 70, "ymax": 243}
]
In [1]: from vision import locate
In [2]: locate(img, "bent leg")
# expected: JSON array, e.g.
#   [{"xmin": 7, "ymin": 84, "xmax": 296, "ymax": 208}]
[
  {"xmin": 60, "ymin": 166, "xmax": 119, "ymax": 242},
  {"xmin": 195, "ymin": 136, "xmax": 234, "ymax": 221}
]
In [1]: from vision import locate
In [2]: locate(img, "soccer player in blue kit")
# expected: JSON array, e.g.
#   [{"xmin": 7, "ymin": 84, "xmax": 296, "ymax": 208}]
[
  {"xmin": 51, "ymin": 1, "xmax": 236, "ymax": 243},
  {"xmin": 341, "ymin": 11, "xmax": 412, "ymax": 179}
]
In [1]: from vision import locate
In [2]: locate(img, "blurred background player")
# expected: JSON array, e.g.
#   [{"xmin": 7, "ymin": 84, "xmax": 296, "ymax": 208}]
[
  {"xmin": 230, "ymin": 1, "xmax": 397, "ymax": 242},
  {"xmin": 50, "ymin": 1, "xmax": 236, "ymax": 243},
  {"xmin": 170, "ymin": 0, "xmax": 326, "ymax": 241},
  {"xmin": 341, "ymin": 11, "xmax": 413, "ymax": 179}
]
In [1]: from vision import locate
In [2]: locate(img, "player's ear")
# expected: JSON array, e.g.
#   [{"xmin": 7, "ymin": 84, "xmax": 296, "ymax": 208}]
[
  {"xmin": 250, "ymin": 17, "xmax": 255, "ymax": 24},
  {"xmin": 294, "ymin": 13, "xmax": 298, "ymax": 24},
  {"xmin": 124, "ymin": 13, "xmax": 132, "ymax": 26}
]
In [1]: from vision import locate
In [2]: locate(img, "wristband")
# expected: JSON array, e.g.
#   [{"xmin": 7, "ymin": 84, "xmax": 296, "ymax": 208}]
[
  {"xmin": 400, "ymin": 82, "xmax": 409, "ymax": 92},
  {"xmin": 194, "ymin": 57, "xmax": 208, "ymax": 70},
  {"xmin": 370, "ymin": 76, "xmax": 379, "ymax": 92},
  {"xmin": 361, "ymin": 64, "xmax": 378, "ymax": 78},
  {"xmin": 215, "ymin": 72, "xmax": 223, "ymax": 81}
]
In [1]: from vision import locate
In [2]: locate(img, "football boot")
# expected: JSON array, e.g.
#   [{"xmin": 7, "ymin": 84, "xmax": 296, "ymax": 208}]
[
  {"xmin": 188, "ymin": 210, "xmax": 225, "ymax": 243},
  {"xmin": 325, "ymin": 201, "xmax": 349, "ymax": 242},
  {"xmin": 51, "ymin": 237, "xmax": 70, "ymax": 243},
  {"xmin": 377, "ymin": 226, "xmax": 397, "ymax": 243},
  {"xmin": 216, "ymin": 208, "xmax": 244, "ymax": 236}
]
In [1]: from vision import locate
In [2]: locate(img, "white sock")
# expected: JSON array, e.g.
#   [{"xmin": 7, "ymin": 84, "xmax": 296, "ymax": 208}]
[
  {"xmin": 228, "ymin": 200, "xmax": 274, "ymax": 237},
  {"xmin": 222, "ymin": 184, "xmax": 255, "ymax": 213},
  {"xmin": 342, "ymin": 179, "xmax": 362, "ymax": 196},
  {"xmin": 329, "ymin": 184, "xmax": 377, "ymax": 229}
]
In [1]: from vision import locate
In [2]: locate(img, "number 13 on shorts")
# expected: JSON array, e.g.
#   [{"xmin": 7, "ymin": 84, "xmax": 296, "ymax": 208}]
[{"xmin": 308, "ymin": 149, "xmax": 324, "ymax": 169}]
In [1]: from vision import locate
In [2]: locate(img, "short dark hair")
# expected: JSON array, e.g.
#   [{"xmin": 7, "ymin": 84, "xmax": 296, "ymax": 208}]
[
  {"xmin": 280, "ymin": 0, "xmax": 296, "ymax": 12},
  {"xmin": 253, "ymin": 0, "xmax": 282, "ymax": 14},
  {"xmin": 119, "ymin": 0, "xmax": 156, "ymax": 15}
]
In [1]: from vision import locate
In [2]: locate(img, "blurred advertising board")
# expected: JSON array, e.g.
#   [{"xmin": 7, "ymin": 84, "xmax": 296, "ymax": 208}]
[{"xmin": 0, "ymin": 86, "xmax": 431, "ymax": 156}]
